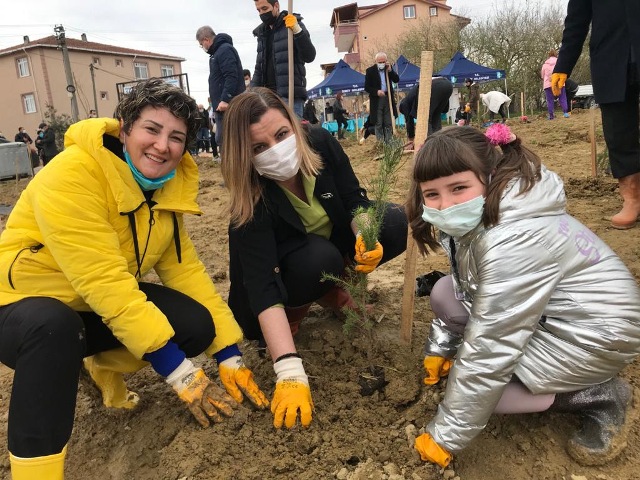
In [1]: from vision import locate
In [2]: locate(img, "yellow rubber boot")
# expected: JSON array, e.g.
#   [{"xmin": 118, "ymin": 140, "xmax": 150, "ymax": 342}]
[
  {"xmin": 10, "ymin": 446, "xmax": 66, "ymax": 480},
  {"xmin": 83, "ymin": 348, "xmax": 148, "ymax": 409}
]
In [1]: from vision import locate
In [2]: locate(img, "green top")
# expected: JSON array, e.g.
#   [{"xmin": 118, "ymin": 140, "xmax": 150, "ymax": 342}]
[{"xmin": 280, "ymin": 175, "xmax": 333, "ymax": 239}]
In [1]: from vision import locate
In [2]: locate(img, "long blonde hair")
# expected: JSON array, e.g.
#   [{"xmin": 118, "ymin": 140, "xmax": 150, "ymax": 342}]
[{"xmin": 222, "ymin": 87, "xmax": 322, "ymax": 226}]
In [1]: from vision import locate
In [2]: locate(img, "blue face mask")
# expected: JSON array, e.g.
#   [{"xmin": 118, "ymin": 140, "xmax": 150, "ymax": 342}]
[
  {"xmin": 124, "ymin": 149, "xmax": 176, "ymax": 191},
  {"xmin": 421, "ymin": 195, "xmax": 485, "ymax": 237}
]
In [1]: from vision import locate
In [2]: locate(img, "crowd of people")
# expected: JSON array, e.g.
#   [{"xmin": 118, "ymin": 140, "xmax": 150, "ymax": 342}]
[{"xmin": 1, "ymin": 0, "xmax": 639, "ymax": 478}]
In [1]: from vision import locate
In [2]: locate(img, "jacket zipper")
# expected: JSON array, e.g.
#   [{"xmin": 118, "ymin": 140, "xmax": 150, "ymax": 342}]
[{"xmin": 8, "ymin": 244, "xmax": 44, "ymax": 289}]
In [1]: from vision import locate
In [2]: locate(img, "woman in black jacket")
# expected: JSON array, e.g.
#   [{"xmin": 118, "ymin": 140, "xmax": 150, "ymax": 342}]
[{"xmin": 221, "ymin": 87, "xmax": 407, "ymax": 430}]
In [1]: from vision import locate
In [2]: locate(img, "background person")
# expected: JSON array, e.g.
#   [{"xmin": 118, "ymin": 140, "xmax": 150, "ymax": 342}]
[
  {"xmin": 463, "ymin": 78, "xmax": 480, "ymax": 124},
  {"xmin": 34, "ymin": 122, "xmax": 59, "ymax": 166},
  {"xmin": 196, "ymin": 25, "xmax": 245, "ymax": 151},
  {"xmin": 251, "ymin": 0, "xmax": 316, "ymax": 117},
  {"xmin": 552, "ymin": 0, "xmax": 640, "ymax": 229},
  {"xmin": 541, "ymin": 49, "xmax": 569, "ymax": 119},
  {"xmin": 405, "ymin": 125, "xmax": 640, "ymax": 468},
  {"xmin": 243, "ymin": 68, "xmax": 252, "ymax": 88},
  {"xmin": 221, "ymin": 87, "xmax": 408, "ymax": 430},
  {"xmin": 480, "ymin": 91, "xmax": 511, "ymax": 123},
  {"xmin": 332, "ymin": 92, "xmax": 348, "ymax": 139},
  {"xmin": 364, "ymin": 52, "xmax": 399, "ymax": 143},
  {"xmin": 0, "ymin": 79, "xmax": 268, "ymax": 479}
]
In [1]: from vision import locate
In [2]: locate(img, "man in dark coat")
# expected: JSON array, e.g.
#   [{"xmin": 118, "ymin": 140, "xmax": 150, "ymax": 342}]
[
  {"xmin": 552, "ymin": 0, "xmax": 640, "ymax": 229},
  {"xmin": 14, "ymin": 127, "xmax": 33, "ymax": 145},
  {"xmin": 34, "ymin": 122, "xmax": 58, "ymax": 166},
  {"xmin": 251, "ymin": 0, "xmax": 316, "ymax": 118},
  {"xmin": 399, "ymin": 77, "xmax": 453, "ymax": 148},
  {"xmin": 196, "ymin": 26, "xmax": 245, "ymax": 149},
  {"xmin": 364, "ymin": 52, "xmax": 400, "ymax": 143}
]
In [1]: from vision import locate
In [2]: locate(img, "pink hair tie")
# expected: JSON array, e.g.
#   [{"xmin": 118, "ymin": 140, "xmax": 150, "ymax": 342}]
[{"xmin": 485, "ymin": 123, "xmax": 517, "ymax": 146}]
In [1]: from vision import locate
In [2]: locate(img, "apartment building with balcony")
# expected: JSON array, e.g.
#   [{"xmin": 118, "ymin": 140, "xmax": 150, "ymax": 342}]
[{"xmin": 331, "ymin": 0, "xmax": 469, "ymax": 72}]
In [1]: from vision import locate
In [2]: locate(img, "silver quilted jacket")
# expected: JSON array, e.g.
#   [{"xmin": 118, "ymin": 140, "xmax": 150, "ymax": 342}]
[{"xmin": 425, "ymin": 165, "xmax": 640, "ymax": 452}]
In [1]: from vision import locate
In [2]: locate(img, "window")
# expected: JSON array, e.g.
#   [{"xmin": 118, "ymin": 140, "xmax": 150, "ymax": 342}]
[
  {"xmin": 160, "ymin": 64, "xmax": 174, "ymax": 77},
  {"xmin": 17, "ymin": 57, "xmax": 30, "ymax": 77},
  {"xmin": 92, "ymin": 57, "xmax": 101, "ymax": 66},
  {"xmin": 100, "ymin": 91, "xmax": 109, "ymax": 100},
  {"xmin": 430, "ymin": 7, "xmax": 438, "ymax": 16},
  {"xmin": 134, "ymin": 62, "xmax": 149, "ymax": 80},
  {"xmin": 404, "ymin": 5, "xmax": 416, "ymax": 19},
  {"xmin": 115, "ymin": 58, "xmax": 123, "ymax": 67},
  {"xmin": 22, "ymin": 93, "xmax": 36, "ymax": 114}
]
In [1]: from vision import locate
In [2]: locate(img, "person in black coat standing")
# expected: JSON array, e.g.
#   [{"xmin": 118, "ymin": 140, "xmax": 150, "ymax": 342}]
[
  {"xmin": 35, "ymin": 122, "xmax": 59, "ymax": 166},
  {"xmin": 251, "ymin": 0, "xmax": 316, "ymax": 118},
  {"xmin": 552, "ymin": 0, "xmax": 640, "ymax": 229},
  {"xmin": 364, "ymin": 52, "xmax": 400, "ymax": 144},
  {"xmin": 196, "ymin": 26, "xmax": 245, "ymax": 151}
]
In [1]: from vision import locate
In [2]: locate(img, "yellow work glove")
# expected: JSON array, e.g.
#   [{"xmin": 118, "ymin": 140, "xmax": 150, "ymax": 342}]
[
  {"xmin": 464, "ymin": 103, "xmax": 471, "ymax": 113},
  {"xmin": 551, "ymin": 72, "xmax": 567, "ymax": 97},
  {"xmin": 415, "ymin": 433, "xmax": 453, "ymax": 467},
  {"xmin": 284, "ymin": 14, "xmax": 302, "ymax": 34},
  {"xmin": 354, "ymin": 234, "xmax": 383, "ymax": 274},
  {"xmin": 167, "ymin": 359, "xmax": 237, "ymax": 427},
  {"xmin": 271, "ymin": 356, "xmax": 313, "ymax": 428},
  {"xmin": 219, "ymin": 355, "xmax": 270, "ymax": 409},
  {"xmin": 423, "ymin": 355, "xmax": 453, "ymax": 386}
]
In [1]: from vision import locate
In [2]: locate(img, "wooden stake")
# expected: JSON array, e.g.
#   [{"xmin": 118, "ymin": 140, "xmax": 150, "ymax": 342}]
[
  {"xmin": 520, "ymin": 91, "xmax": 525, "ymax": 118},
  {"xmin": 287, "ymin": 0, "xmax": 294, "ymax": 109},
  {"xmin": 385, "ymin": 67, "xmax": 397, "ymax": 136},
  {"xmin": 400, "ymin": 50, "xmax": 433, "ymax": 345},
  {"xmin": 590, "ymin": 105, "xmax": 597, "ymax": 177}
]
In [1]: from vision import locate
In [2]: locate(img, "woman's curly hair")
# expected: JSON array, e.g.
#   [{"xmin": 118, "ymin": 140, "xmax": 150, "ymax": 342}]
[{"xmin": 115, "ymin": 78, "xmax": 199, "ymax": 151}]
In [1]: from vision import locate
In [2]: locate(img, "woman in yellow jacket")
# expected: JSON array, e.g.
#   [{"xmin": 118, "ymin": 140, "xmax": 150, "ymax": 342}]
[{"xmin": 0, "ymin": 79, "xmax": 268, "ymax": 479}]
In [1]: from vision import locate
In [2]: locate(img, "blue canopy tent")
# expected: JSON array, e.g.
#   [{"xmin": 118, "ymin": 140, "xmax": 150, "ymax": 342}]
[
  {"xmin": 394, "ymin": 55, "xmax": 421, "ymax": 91},
  {"xmin": 436, "ymin": 51, "xmax": 507, "ymax": 91},
  {"xmin": 307, "ymin": 59, "xmax": 365, "ymax": 99}
]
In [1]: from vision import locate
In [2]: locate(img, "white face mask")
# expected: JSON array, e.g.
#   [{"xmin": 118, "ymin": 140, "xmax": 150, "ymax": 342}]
[
  {"xmin": 245, "ymin": 79, "xmax": 251, "ymax": 87},
  {"xmin": 253, "ymin": 134, "xmax": 300, "ymax": 181},
  {"xmin": 421, "ymin": 195, "xmax": 485, "ymax": 237},
  {"xmin": 377, "ymin": 62, "xmax": 386, "ymax": 70}
]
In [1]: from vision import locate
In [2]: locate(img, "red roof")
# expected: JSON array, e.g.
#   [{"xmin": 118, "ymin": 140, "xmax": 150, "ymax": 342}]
[{"xmin": 0, "ymin": 35, "xmax": 184, "ymax": 61}]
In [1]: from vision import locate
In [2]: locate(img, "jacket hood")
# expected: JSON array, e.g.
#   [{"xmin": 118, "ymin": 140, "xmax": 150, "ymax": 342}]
[
  {"xmin": 544, "ymin": 56, "xmax": 557, "ymax": 68},
  {"xmin": 63, "ymin": 118, "xmax": 202, "ymax": 215},
  {"xmin": 498, "ymin": 164, "xmax": 566, "ymax": 224},
  {"xmin": 210, "ymin": 33, "xmax": 234, "ymax": 55}
]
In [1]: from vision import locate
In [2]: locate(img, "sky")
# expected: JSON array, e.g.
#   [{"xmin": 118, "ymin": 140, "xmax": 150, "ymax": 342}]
[{"xmin": 0, "ymin": 0, "xmax": 568, "ymax": 107}]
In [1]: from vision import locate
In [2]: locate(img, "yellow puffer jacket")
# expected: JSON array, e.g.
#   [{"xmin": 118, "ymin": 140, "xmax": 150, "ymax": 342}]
[{"xmin": 0, "ymin": 118, "xmax": 242, "ymax": 359}]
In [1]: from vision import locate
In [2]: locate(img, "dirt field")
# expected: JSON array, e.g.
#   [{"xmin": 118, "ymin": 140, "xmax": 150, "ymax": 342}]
[{"xmin": 0, "ymin": 108, "xmax": 638, "ymax": 480}]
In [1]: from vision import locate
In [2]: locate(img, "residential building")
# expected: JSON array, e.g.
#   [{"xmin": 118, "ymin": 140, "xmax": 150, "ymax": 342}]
[
  {"xmin": 0, "ymin": 33, "xmax": 185, "ymax": 137},
  {"xmin": 331, "ymin": 0, "xmax": 469, "ymax": 72}
]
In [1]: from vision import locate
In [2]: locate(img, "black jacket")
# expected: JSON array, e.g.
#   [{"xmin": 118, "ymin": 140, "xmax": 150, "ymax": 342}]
[
  {"xmin": 207, "ymin": 33, "xmax": 245, "ymax": 108},
  {"xmin": 36, "ymin": 128, "xmax": 58, "ymax": 158},
  {"xmin": 364, "ymin": 65, "xmax": 399, "ymax": 125},
  {"xmin": 227, "ymin": 127, "xmax": 370, "ymax": 340},
  {"xmin": 251, "ymin": 11, "xmax": 316, "ymax": 101},
  {"xmin": 15, "ymin": 131, "xmax": 33, "ymax": 144},
  {"xmin": 554, "ymin": 0, "xmax": 640, "ymax": 104}
]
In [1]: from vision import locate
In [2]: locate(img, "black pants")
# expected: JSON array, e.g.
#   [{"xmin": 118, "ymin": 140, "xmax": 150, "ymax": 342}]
[
  {"xmin": 0, "ymin": 283, "xmax": 215, "ymax": 458},
  {"xmin": 335, "ymin": 115, "xmax": 348, "ymax": 138},
  {"xmin": 599, "ymin": 80, "xmax": 640, "ymax": 179},
  {"xmin": 280, "ymin": 203, "xmax": 408, "ymax": 307},
  {"xmin": 489, "ymin": 103, "xmax": 508, "ymax": 122}
]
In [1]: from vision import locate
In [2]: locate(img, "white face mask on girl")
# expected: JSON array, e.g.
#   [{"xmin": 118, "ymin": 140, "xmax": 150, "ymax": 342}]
[
  {"xmin": 253, "ymin": 134, "xmax": 300, "ymax": 181},
  {"xmin": 421, "ymin": 195, "xmax": 485, "ymax": 237}
]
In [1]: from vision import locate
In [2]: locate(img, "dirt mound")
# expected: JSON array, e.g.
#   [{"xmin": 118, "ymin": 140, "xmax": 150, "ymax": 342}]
[{"xmin": 0, "ymin": 109, "xmax": 638, "ymax": 479}]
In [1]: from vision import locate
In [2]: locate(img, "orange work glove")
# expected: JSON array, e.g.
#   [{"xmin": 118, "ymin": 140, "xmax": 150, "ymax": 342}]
[
  {"xmin": 219, "ymin": 355, "xmax": 270, "ymax": 409},
  {"xmin": 166, "ymin": 359, "xmax": 237, "ymax": 427},
  {"xmin": 415, "ymin": 433, "xmax": 453, "ymax": 467},
  {"xmin": 423, "ymin": 355, "xmax": 453, "ymax": 386},
  {"xmin": 284, "ymin": 14, "xmax": 302, "ymax": 34},
  {"xmin": 354, "ymin": 234, "xmax": 383, "ymax": 274},
  {"xmin": 464, "ymin": 103, "xmax": 471, "ymax": 113},
  {"xmin": 271, "ymin": 356, "xmax": 314, "ymax": 428},
  {"xmin": 551, "ymin": 73, "xmax": 567, "ymax": 97}
]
